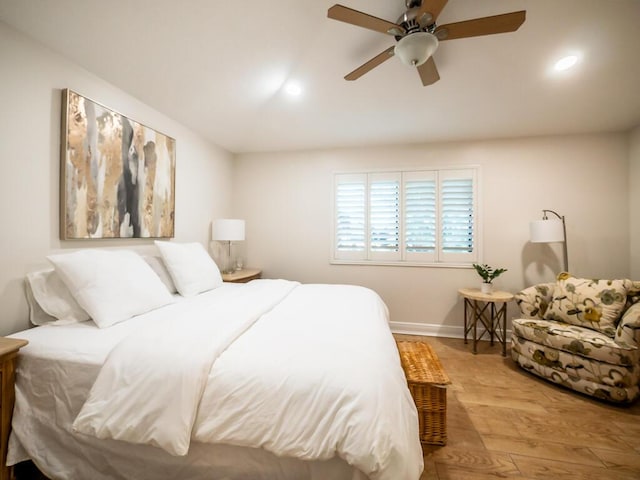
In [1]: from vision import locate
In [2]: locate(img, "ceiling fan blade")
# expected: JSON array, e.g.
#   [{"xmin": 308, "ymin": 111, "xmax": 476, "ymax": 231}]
[
  {"xmin": 417, "ymin": 0, "xmax": 448, "ymax": 24},
  {"xmin": 435, "ymin": 11, "xmax": 526, "ymax": 41},
  {"xmin": 345, "ymin": 46, "xmax": 395, "ymax": 81},
  {"xmin": 328, "ymin": 4, "xmax": 404, "ymax": 36},
  {"xmin": 417, "ymin": 57, "xmax": 440, "ymax": 86}
]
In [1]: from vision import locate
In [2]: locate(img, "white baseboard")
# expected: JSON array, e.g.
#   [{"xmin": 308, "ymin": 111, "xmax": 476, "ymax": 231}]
[
  {"xmin": 389, "ymin": 321, "xmax": 464, "ymax": 338},
  {"xmin": 390, "ymin": 321, "xmax": 512, "ymax": 340}
]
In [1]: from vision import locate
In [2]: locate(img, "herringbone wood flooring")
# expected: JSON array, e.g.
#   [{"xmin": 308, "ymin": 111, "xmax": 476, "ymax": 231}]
[{"xmin": 394, "ymin": 334, "xmax": 640, "ymax": 480}]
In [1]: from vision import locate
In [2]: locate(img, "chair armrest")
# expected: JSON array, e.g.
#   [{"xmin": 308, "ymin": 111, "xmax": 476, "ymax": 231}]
[
  {"xmin": 625, "ymin": 280, "xmax": 640, "ymax": 311},
  {"xmin": 616, "ymin": 302, "xmax": 640, "ymax": 348},
  {"xmin": 515, "ymin": 282, "xmax": 554, "ymax": 319}
]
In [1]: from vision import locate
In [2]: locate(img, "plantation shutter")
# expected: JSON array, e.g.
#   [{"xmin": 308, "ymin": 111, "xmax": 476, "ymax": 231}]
[
  {"xmin": 369, "ymin": 172, "xmax": 401, "ymax": 261},
  {"xmin": 334, "ymin": 173, "xmax": 367, "ymax": 260},
  {"xmin": 439, "ymin": 169, "xmax": 477, "ymax": 263},
  {"xmin": 403, "ymin": 171, "xmax": 437, "ymax": 262},
  {"xmin": 333, "ymin": 167, "xmax": 479, "ymax": 265}
]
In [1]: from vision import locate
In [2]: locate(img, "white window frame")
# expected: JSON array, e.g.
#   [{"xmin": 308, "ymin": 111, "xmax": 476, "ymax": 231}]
[{"xmin": 331, "ymin": 166, "xmax": 481, "ymax": 267}]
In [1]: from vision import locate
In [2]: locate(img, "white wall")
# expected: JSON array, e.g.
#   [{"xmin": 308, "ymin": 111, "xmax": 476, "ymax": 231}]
[
  {"xmin": 0, "ymin": 22, "xmax": 234, "ymax": 335},
  {"xmin": 233, "ymin": 133, "xmax": 630, "ymax": 335},
  {"xmin": 1, "ymin": 18, "xmax": 634, "ymax": 338},
  {"xmin": 630, "ymin": 125, "xmax": 640, "ymax": 279}
]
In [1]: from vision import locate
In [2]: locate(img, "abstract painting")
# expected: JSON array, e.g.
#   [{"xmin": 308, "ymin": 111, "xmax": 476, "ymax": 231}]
[{"xmin": 60, "ymin": 89, "xmax": 176, "ymax": 239}]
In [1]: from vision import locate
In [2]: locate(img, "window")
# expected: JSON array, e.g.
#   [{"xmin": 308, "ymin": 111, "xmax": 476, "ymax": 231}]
[
  {"xmin": 335, "ymin": 174, "xmax": 366, "ymax": 256},
  {"xmin": 333, "ymin": 167, "xmax": 479, "ymax": 266}
]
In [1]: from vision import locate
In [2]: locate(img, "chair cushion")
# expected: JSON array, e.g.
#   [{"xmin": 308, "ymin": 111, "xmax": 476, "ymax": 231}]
[
  {"xmin": 515, "ymin": 283, "xmax": 554, "ymax": 319},
  {"xmin": 512, "ymin": 318, "xmax": 639, "ymax": 366},
  {"xmin": 617, "ymin": 302, "xmax": 640, "ymax": 348},
  {"xmin": 511, "ymin": 338, "xmax": 639, "ymax": 403},
  {"xmin": 544, "ymin": 274, "xmax": 632, "ymax": 337}
]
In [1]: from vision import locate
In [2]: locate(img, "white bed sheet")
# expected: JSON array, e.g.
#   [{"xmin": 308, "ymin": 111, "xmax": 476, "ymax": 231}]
[{"xmin": 8, "ymin": 281, "xmax": 423, "ymax": 480}]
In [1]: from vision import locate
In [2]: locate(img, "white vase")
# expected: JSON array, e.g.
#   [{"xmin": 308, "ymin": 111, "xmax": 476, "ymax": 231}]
[{"xmin": 480, "ymin": 283, "xmax": 492, "ymax": 294}]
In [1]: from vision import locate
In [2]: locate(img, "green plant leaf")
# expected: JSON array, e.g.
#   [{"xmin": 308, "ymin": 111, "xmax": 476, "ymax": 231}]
[{"xmin": 472, "ymin": 263, "xmax": 508, "ymax": 283}]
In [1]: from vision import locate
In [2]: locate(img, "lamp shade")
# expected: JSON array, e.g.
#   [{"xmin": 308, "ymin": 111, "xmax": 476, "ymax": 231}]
[
  {"xmin": 394, "ymin": 32, "xmax": 439, "ymax": 67},
  {"xmin": 212, "ymin": 219, "xmax": 245, "ymax": 241},
  {"xmin": 529, "ymin": 219, "xmax": 564, "ymax": 243}
]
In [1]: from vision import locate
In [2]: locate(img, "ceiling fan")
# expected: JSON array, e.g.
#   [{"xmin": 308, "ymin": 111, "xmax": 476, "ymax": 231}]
[{"xmin": 327, "ymin": 0, "xmax": 526, "ymax": 86}]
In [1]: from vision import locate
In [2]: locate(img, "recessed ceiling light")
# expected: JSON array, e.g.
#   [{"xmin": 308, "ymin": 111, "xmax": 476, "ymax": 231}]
[
  {"xmin": 284, "ymin": 82, "xmax": 302, "ymax": 96},
  {"xmin": 554, "ymin": 55, "xmax": 578, "ymax": 71}
]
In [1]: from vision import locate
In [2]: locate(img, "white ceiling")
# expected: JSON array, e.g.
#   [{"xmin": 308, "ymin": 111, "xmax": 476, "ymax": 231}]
[{"xmin": 1, "ymin": 0, "xmax": 639, "ymax": 153}]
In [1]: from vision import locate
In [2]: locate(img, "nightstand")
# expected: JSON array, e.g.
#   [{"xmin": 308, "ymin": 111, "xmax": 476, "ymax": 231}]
[
  {"xmin": 222, "ymin": 268, "xmax": 262, "ymax": 283},
  {"xmin": 0, "ymin": 337, "xmax": 28, "ymax": 480}
]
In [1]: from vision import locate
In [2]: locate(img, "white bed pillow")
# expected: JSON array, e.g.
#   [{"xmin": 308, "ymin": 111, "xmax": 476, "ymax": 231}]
[
  {"xmin": 143, "ymin": 255, "xmax": 178, "ymax": 294},
  {"xmin": 154, "ymin": 241, "xmax": 223, "ymax": 297},
  {"xmin": 25, "ymin": 269, "xmax": 90, "ymax": 325},
  {"xmin": 47, "ymin": 250, "xmax": 174, "ymax": 328}
]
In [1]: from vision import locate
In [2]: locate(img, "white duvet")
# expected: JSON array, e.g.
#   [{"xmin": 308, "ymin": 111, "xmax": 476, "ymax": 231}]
[
  {"xmin": 72, "ymin": 279, "xmax": 298, "ymax": 455},
  {"xmin": 21, "ymin": 280, "xmax": 423, "ymax": 479}
]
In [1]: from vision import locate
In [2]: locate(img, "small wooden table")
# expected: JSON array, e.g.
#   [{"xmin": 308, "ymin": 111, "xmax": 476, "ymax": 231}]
[
  {"xmin": 0, "ymin": 337, "xmax": 28, "ymax": 480},
  {"xmin": 458, "ymin": 288, "xmax": 513, "ymax": 356},
  {"xmin": 222, "ymin": 268, "xmax": 262, "ymax": 283}
]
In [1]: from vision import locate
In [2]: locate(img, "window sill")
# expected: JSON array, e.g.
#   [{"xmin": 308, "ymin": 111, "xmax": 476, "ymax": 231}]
[{"xmin": 329, "ymin": 259, "xmax": 474, "ymax": 269}]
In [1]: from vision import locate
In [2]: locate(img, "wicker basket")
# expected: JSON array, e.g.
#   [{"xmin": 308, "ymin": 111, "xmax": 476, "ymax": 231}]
[{"xmin": 396, "ymin": 341, "xmax": 451, "ymax": 446}]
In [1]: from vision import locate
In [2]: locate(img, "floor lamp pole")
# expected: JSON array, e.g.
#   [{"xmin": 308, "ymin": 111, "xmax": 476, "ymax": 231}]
[{"xmin": 542, "ymin": 209, "xmax": 569, "ymax": 272}]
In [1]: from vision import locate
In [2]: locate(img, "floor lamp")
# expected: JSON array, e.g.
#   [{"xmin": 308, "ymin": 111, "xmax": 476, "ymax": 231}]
[
  {"xmin": 529, "ymin": 209, "xmax": 569, "ymax": 272},
  {"xmin": 212, "ymin": 219, "xmax": 245, "ymax": 274}
]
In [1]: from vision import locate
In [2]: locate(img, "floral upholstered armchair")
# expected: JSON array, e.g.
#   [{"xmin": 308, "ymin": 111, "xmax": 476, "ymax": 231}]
[{"xmin": 511, "ymin": 273, "xmax": 640, "ymax": 403}]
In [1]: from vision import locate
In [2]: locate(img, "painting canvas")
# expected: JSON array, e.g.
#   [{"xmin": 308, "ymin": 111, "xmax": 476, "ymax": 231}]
[{"xmin": 60, "ymin": 89, "xmax": 176, "ymax": 239}]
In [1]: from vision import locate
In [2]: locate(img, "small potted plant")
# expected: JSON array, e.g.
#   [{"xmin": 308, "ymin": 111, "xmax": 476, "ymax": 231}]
[{"xmin": 472, "ymin": 263, "xmax": 508, "ymax": 294}]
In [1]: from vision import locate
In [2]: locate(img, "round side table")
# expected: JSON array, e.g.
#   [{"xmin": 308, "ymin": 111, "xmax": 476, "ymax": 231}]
[{"xmin": 458, "ymin": 288, "xmax": 514, "ymax": 356}]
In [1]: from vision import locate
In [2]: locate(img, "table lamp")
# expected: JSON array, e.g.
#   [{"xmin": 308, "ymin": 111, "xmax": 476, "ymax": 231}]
[{"xmin": 212, "ymin": 219, "xmax": 245, "ymax": 273}]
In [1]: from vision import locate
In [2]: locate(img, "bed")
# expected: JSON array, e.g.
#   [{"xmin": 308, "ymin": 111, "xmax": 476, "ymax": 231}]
[{"xmin": 6, "ymin": 244, "xmax": 424, "ymax": 479}]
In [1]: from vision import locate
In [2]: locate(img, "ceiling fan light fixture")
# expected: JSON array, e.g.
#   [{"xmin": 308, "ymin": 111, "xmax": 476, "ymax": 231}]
[{"xmin": 394, "ymin": 32, "xmax": 438, "ymax": 67}]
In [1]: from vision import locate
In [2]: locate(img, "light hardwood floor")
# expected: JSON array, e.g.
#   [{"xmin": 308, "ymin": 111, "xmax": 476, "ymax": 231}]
[
  {"xmin": 15, "ymin": 335, "xmax": 640, "ymax": 480},
  {"xmin": 393, "ymin": 334, "xmax": 640, "ymax": 480}
]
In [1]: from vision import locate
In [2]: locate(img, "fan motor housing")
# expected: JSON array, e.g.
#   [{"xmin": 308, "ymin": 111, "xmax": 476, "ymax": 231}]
[{"xmin": 395, "ymin": 7, "xmax": 435, "ymax": 40}]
